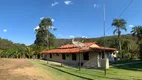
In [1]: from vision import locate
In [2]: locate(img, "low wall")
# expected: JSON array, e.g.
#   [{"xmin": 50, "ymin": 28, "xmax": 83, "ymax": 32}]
[
  {"xmin": 100, "ymin": 59, "xmax": 109, "ymax": 69},
  {"xmin": 83, "ymin": 58, "xmax": 109, "ymax": 69}
]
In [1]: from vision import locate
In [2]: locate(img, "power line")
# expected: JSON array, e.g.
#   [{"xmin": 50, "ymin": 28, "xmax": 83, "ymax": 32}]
[
  {"xmin": 118, "ymin": 0, "xmax": 134, "ymax": 18},
  {"xmin": 106, "ymin": 0, "xmax": 134, "ymax": 34}
]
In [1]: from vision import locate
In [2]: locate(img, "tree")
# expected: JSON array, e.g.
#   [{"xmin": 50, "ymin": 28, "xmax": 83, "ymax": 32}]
[
  {"xmin": 39, "ymin": 18, "xmax": 52, "ymax": 30},
  {"xmin": 15, "ymin": 51, "xmax": 19, "ymax": 58},
  {"xmin": 17, "ymin": 46, "xmax": 26, "ymax": 58},
  {"xmin": 35, "ymin": 18, "xmax": 53, "ymax": 47},
  {"xmin": 0, "ymin": 50, "xmax": 3, "ymax": 58},
  {"xmin": 48, "ymin": 31, "xmax": 56, "ymax": 49},
  {"xmin": 34, "ymin": 18, "xmax": 56, "ymax": 49},
  {"xmin": 128, "ymin": 40, "xmax": 139, "ymax": 59},
  {"xmin": 139, "ymin": 44, "xmax": 142, "ymax": 59},
  {"xmin": 112, "ymin": 19, "xmax": 127, "ymax": 58},
  {"xmin": 25, "ymin": 47, "xmax": 35, "ymax": 59},
  {"xmin": 34, "ymin": 27, "xmax": 48, "ymax": 47},
  {"xmin": 121, "ymin": 39, "xmax": 132, "ymax": 59},
  {"xmin": 30, "ymin": 44, "xmax": 44, "ymax": 59},
  {"xmin": 131, "ymin": 26, "xmax": 142, "ymax": 44},
  {"xmin": 131, "ymin": 26, "xmax": 142, "ymax": 59}
]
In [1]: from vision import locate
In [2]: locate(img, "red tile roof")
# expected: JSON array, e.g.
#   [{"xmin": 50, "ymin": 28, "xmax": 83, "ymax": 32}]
[
  {"xmin": 41, "ymin": 48, "xmax": 92, "ymax": 54},
  {"xmin": 59, "ymin": 42, "xmax": 94, "ymax": 49},
  {"xmin": 94, "ymin": 47, "xmax": 117, "ymax": 51},
  {"xmin": 41, "ymin": 42, "xmax": 117, "ymax": 54}
]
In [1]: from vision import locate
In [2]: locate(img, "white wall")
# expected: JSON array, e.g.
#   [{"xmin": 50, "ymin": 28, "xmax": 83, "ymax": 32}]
[{"xmin": 43, "ymin": 51, "xmax": 112, "ymax": 68}]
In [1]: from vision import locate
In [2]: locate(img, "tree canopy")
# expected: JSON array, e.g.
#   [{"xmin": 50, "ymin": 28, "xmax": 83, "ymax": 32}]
[{"xmin": 34, "ymin": 18, "xmax": 56, "ymax": 49}]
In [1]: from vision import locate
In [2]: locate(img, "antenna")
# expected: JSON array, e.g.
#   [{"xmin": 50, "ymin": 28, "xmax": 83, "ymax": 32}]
[
  {"xmin": 72, "ymin": 38, "xmax": 89, "ymax": 49},
  {"xmin": 71, "ymin": 37, "xmax": 89, "ymax": 71}
]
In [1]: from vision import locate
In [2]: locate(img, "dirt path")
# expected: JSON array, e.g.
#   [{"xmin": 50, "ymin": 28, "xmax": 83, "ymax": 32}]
[{"xmin": 0, "ymin": 58, "xmax": 54, "ymax": 80}]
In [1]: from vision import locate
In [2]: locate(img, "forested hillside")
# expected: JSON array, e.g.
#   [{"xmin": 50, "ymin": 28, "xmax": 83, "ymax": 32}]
[
  {"xmin": 55, "ymin": 34, "xmax": 135, "ymax": 47},
  {"xmin": 55, "ymin": 34, "xmax": 139, "ymax": 59},
  {"xmin": 0, "ymin": 34, "xmax": 140, "ymax": 59},
  {"xmin": 0, "ymin": 38, "xmax": 17, "ymax": 50},
  {"xmin": 0, "ymin": 38, "xmax": 26, "ymax": 58}
]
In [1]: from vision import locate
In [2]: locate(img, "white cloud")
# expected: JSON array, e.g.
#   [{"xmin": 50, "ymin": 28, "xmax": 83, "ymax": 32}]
[
  {"xmin": 34, "ymin": 25, "xmax": 55, "ymax": 30},
  {"xmin": 58, "ymin": 34, "xmax": 76, "ymax": 38},
  {"xmin": 57, "ymin": 34, "xmax": 67, "ymax": 38},
  {"xmin": 34, "ymin": 26, "xmax": 39, "ymax": 30},
  {"xmin": 58, "ymin": 34, "xmax": 63, "ymax": 38},
  {"xmin": 129, "ymin": 25, "xmax": 134, "ymax": 28},
  {"xmin": 94, "ymin": 4, "xmax": 97, "ymax": 7},
  {"xmin": 82, "ymin": 36, "xmax": 88, "ymax": 38},
  {"xmin": 69, "ymin": 35, "xmax": 75, "ymax": 38},
  {"xmin": 49, "ymin": 26, "xmax": 55, "ymax": 29},
  {"xmin": 51, "ymin": 2, "xmax": 59, "ymax": 6},
  {"xmin": 93, "ymin": 4, "xmax": 99, "ymax": 8},
  {"xmin": 40, "ymin": 17, "xmax": 55, "ymax": 22},
  {"xmin": 40, "ymin": 17, "xmax": 44, "ymax": 20},
  {"xmin": 51, "ymin": 18, "xmax": 55, "ymax": 22},
  {"xmin": 64, "ymin": 1, "xmax": 72, "ymax": 5},
  {"xmin": 3, "ymin": 29, "xmax": 7, "ymax": 32}
]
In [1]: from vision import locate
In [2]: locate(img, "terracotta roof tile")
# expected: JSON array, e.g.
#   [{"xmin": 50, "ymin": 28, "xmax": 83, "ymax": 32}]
[
  {"xmin": 59, "ymin": 42, "xmax": 95, "ymax": 49},
  {"xmin": 41, "ymin": 42, "xmax": 117, "ymax": 54},
  {"xmin": 41, "ymin": 48, "xmax": 91, "ymax": 54},
  {"xmin": 93, "ymin": 47, "xmax": 117, "ymax": 51}
]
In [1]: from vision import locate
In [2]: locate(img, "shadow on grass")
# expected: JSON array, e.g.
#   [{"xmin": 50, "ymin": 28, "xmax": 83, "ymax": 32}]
[
  {"xmin": 114, "ymin": 63, "xmax": 142, "ymax": 72},
  {"xmin": 110, "ymin": 60, "xmax": 142, "ymax": 65},
  {"xmin": 41, "ymin": 63, "xmax": 93, "ymax": 80},
  {"xmin": 39, "ymin": 62, "xmax": 125, "ymax": 80}
]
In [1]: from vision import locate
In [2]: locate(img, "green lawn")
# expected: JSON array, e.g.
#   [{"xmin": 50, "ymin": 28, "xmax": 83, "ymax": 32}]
[
  {"xmin": 110, "ymin": 59, "xmax": 142, "ymax": 64},
  {"xmin": 29, "ymin": 60, "xmax": 142, "ymax": 80}
]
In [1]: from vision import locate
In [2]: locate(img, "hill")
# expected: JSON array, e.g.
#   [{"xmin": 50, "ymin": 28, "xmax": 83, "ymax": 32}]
[
  {"xmin": 0, "ymin": 38, "xmax": 26, "ymax": 50},
  {"xmin": 55, "ymin": 34, "xmax": 135, "ymax": 47}
]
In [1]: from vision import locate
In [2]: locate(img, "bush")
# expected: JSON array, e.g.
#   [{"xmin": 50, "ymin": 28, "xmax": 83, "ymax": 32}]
[{"xmin": 139, "ymin": 43, "xmax": 142, "ymax": 60}]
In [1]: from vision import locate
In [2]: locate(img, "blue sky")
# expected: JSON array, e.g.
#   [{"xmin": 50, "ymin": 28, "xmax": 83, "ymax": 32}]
[{"xmin": 0, "ymin": 0, "xmax": 141, "ymax": 45}]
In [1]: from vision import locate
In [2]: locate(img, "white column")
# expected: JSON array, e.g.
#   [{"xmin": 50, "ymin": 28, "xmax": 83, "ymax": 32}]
[{"xmin": 97, "ymin": 54, "xmax": 101, "ymax": 67}]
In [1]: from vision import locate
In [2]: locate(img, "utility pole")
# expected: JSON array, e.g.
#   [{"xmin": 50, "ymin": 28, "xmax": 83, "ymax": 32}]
[
  {"xmin": 103, "ymin": 0, "xmax": 107, "ymax": 76},
  {"xmin": 79, "ymin": 49, "xmax": 81, "ymax": 71}
]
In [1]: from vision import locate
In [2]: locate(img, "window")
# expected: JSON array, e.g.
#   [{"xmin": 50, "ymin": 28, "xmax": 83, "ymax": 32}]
[
  {"xmin": 72, "ymin": 54, "xmax": 76, "ymax": 60},
  {"xmin": 83, "ymin": 52, "xmax": 89, "ymax": 60},
  {"xmin": 56, "ymin": 53, "xmax": 59, "ymax": 56},
  {"xmin": 102, "ymin": 53, "xmax": 105, "ymax": 59},
  {"xmin": 62, "ymin": 54, "xmax": 66, "ymax": 60},
  {"xmin": 66, "ymin": 54, "xmax": 69, "ymax": 57},
  {"xmin": 50, "ymin": 54, "xmax": 52, "ymax": 58}
]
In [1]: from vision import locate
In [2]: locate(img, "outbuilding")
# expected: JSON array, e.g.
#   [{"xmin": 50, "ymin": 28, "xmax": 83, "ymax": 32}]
[{"xmin": 41, "ymin": 42, "xmax": 117, "ymax": 68}]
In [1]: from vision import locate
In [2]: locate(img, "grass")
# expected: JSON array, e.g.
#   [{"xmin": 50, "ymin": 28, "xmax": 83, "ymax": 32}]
[
  {"xmin": 115, "ymin": 63, "xmax": 142, "ymax": 71},
  {"xmin": 110, "ymin": 59, "xmax": 142, "ymax": 64},
  {"xmin": 29, "ymin": 60, "xmax": 83, "ymax": 80},
  {"xmin": 29, "ymin": 60, "xmax": 142, "ymax": 80}
]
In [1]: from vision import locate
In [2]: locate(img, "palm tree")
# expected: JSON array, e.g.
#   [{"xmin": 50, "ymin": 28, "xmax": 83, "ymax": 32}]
[
  {"xmin": 15, "ymin": 51, "xmax": 19, "ymax": 59},
  {"xmin": 0, "ymin": 50, "xmax": 3, "ymax": 58},
  {"xmin": 25, "ymin": 47, "xmax": 35, "ymax": 59},
  {"xmin": 131, "ymin": 26, "xmax": 142, "ymax": 44},
  {"xmin": 131, "ymin": 26, "xmax": 142, "ymax": 60},
  {"xmin": 112, "ymin": 19, "xmax": 127, "ymax": 58},
  {"xmin": 31, "ymin": 44, "xmax": 44, "ymax": 59}
]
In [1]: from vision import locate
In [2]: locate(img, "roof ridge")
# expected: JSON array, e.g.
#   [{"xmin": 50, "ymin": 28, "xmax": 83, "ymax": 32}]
[{"xmin": 59, "ymin": 42, "xmax": 95, "ymax": 49}]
